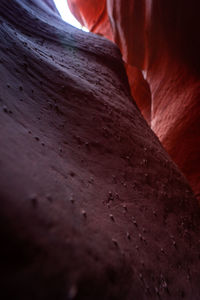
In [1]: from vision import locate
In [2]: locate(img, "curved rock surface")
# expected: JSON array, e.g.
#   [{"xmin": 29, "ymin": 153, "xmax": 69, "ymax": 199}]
[
  {"xmin": 67, "ymin": 0, "xmax": 112, "ymax": 40},
  {"xmin": 67, "ymin": 0, "xmax": 200, "ymax": 196},
  {"xmin": 0, "ymin": 0, "xmax": 200, "ymax": 299}
]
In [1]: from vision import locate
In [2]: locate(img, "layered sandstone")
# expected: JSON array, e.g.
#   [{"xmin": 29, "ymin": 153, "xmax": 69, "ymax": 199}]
[
  {"xmin": 0, "ymin": 0, "xmax": 200, "ymax": 299},
  {"xmin": 67, "ymin": 0, "xmax": 200, "ymax": 196}
]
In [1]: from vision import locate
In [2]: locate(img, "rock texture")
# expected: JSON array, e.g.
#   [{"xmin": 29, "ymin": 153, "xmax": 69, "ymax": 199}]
[
  {"xmin": 1, "ymin": 0, "xmax": 200, "ymax": 299},
  {"xmin": 67, "ymin": 0, "xmax": 112, "ymax": 40},
  {"xmin": 67, "ymin": 0, "xmax": 200, "ymax": 196}
]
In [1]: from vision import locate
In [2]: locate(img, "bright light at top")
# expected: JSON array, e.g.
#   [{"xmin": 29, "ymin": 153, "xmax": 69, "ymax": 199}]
[{"xmin": 53, "ymin": 0, "xmax": 88, "ymax": 31}]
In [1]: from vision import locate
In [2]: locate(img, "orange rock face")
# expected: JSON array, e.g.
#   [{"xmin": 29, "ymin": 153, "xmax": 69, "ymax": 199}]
[
  {"xmin": 68, "ymin": 0, "xmax": 200, "ymax": 196},
  {"xmin": 67, "ymin": 0, "xmax": 113, "ymax": 40}
]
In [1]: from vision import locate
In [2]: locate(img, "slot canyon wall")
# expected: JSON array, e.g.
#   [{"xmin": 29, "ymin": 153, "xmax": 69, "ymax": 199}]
[
  {"xmin": 0, "ymin": 0, "xmax": 200, "ymax": 299},
  {"xmin": 67, "ymin": 0, "xmax": 200, "ymax": 196}
]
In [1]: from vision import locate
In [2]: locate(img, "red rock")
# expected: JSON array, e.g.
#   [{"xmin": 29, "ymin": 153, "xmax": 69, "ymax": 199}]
[
  {"xmin": 1, "ymin": 0, "xmax": 200, "ymax": 299},
  {"xmin": 126, "ymin": 64, "xmax": 151, "ymax": 123},
  {"xmin": 67, "ymin": 0, "xmax": 113, "ymax": 40},
  {"xmin": 68, "ymin": 0, "xmax": 200, "ymax": 195}
]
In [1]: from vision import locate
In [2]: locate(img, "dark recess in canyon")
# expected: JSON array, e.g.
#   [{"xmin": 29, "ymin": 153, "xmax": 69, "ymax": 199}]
[{"xmin": 0, "ymin": 0, "xmax": 200, "ymax": 299}]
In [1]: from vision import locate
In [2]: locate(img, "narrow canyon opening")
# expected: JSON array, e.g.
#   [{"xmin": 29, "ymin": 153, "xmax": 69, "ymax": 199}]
[{"xmin": 0, "ymin": 0, "xmax": 200, "ymax": 299}]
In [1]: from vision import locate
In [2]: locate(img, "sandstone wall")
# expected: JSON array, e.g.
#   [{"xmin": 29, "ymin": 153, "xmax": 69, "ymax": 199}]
[
  {"xmin": 67, "ymin": 0, "xmax": 200, "ymax": 196},
  {"xmin": 1, "ymin": 0, "xmax": 200, "ymax": 298}
]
